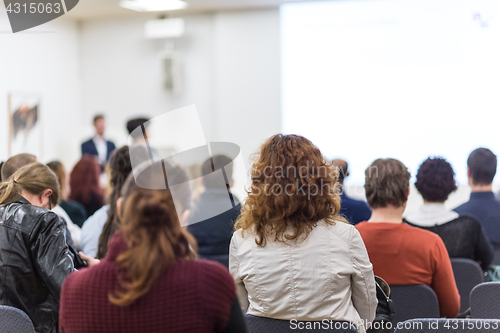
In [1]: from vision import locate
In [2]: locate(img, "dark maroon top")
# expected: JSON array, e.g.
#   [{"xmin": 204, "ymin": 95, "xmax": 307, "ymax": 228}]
[{"xmin": 59, "ymin": 233, "xmax": 240, "ymax": 333}]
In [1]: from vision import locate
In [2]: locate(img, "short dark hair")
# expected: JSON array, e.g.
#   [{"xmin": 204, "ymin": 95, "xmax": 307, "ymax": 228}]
[
  {"xmin": 126, "ymin": 117, "xmax": 150, "ymax": 135},
  {"xmin": 415, "ymin": 157, "xmax": 457, "ymax": 202},
  {"xmin": 364, "ymin": 158, "xmax": 410, "ymax": 209},
  {"xmin": 332, "ymin": 159, "xmax": 348, "ymax": 184},
  {"xmin": 1, "ymin": 153, "xmax": 37, "ymax": 181},
  {"xmin": 93, "ymin": 114, "xmax": 104, "ymax": 124},
  {"xmin": 201, "ymin": 155, "xmax": 233, "ymax": 189},
  {"xmin": 468, "ymin": 148, "xmax": 497, "ymax": 185}
]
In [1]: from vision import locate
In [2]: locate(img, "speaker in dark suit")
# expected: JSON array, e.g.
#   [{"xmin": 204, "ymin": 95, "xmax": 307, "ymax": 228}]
[{"xmin": 81, "ymin": 114, "xmax": 116, "ymax": 170}]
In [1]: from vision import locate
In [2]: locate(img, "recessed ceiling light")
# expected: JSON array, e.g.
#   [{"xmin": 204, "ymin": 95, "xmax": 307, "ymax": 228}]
[{"xmin": 120, "ymin": 0, "xmax": 188, "ymax": 12}]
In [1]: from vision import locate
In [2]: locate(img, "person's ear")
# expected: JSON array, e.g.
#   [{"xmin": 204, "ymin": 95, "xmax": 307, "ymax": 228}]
[
  {"xmin": 116, "ymin": 197, "xmax": 124, "ymax": 221},
  {"xmin": 180, "ymin": 209, "xmax": 190, "ymax": 227},
  {"xmin": 229, "ymin": 179, "xmax": 234, "ymax": 188},
  {"xmin": 41, "ymin": 189, "xmax": 53, "ymax": 208},
  {"xmin": 405, "ymin": 186, "xmax": 410, "ymax": 199}
]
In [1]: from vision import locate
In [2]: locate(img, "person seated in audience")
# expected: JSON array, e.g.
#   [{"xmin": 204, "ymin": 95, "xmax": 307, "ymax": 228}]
[
  {"xmin": 405, "ymin": 157, "xmax": 494, "ymax": 270},
  {"xmin": 126, "ymin": 117, "xmax": 150, "ymax": 144},
  {"xmin": 1, "ymin": 153, "xmax": 36, "ymax": 181},
  {"xmin": 59, "ymin": 161, "xmax": 247, "ymax": 333},
  {"xmin": 3, "ymin": 154, "xmax": 76, "ymax": 248},
  {"xmin": 82, "ymin": 146, "xmax": 137, "ymax": 259},
  {"xmin": 69, "ymin": 155, "xmax": 105, "ymax": 218},
  {"xmin": 0, "ymin": 161, "xmax": 4, "ymax": 181},
  {"xmin": 0, "ymin": 163, "xmax": 96, "ymax": 333},
  {"xmin": 47, "ymin": 161, "xmax": 83, "ymax": 250},
  {"xmin": 332, "ymin": 158, "xmax": 371, "ymax": 225},
  {"xmin": 356, "ymin": 158, "xmax": 460, "ymax": 318},
  {"xmin": 187, "ymin": 155, "xmax": 241, "ymax": 260},
  {"xmin": 49, "ymin": 162, "xmax": 87, "ymax": 228},
  {"xmin": 454, "ymin": 148, "xmax": 500, "ymax": 248},
  {"xmin": 230, "ymin": 134, "xmax": 376, "ymax": 332}
]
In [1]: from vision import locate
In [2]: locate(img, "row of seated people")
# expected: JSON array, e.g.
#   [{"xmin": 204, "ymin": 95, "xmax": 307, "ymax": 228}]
[{"xmin": 0, "ymin": 133, "xmax": 500, "ymax": 332}]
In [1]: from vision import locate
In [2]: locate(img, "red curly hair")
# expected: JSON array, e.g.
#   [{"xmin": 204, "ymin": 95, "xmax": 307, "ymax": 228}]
[{"xmin": 235, "ymin": 134, "xmax": 347, "ymax": 246}]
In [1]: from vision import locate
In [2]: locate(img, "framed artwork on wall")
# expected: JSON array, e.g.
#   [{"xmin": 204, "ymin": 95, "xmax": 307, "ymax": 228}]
[{"xmin": 8, "ymin": 92, "xmax": 42, "ymax": 158}]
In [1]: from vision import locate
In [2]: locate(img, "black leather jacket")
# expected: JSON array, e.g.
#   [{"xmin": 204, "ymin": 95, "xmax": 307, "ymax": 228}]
[{"xmin": 0, "ymin": 198, "xmax": 76, "ymax": 333}]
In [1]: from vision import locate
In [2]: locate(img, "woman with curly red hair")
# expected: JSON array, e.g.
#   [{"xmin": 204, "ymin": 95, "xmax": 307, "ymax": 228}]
[{"xmin": 229, "ymin": 134, "xmax": 376, "ymax": 332}]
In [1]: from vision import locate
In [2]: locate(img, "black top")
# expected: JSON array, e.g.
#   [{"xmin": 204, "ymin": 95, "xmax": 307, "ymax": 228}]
[
  {"xmin": 0, "ymin": 198, "xmax": 76, "ymax": 333},
  {"xmin": 339, "ymin": 191, "xmax": 372, "ymax": 225},
  {"xmin": 405, "ymin": 215, "xmax": 494, "ymax": 270},
  {"xmin": 73, "ymin": 192, "xmax": 104, "ymax": 220},
  {"xmin": 454, "ymin": 191, "xmax": 500, "ymax": 247},
  {"xmin": 60, "ymin": 200, "xmax": 88, "ymax": 228},
  {"xmin": 187, "ymin": 188, "xmax": 241, "ymax": 257}
]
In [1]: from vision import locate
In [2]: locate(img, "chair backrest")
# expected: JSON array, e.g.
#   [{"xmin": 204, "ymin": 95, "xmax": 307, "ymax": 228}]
[
  {"xmin": 200, "ymin": 254, "xmax": 229, "ymax": 268},
  {"xmin": 492, "ymin": 247, "xmax": 500, "ymax": 265},
  {"xmin": 470, "ymin": 281, "xmax": 500, "ymax": 318},
  {"xmin": 245, "ymin": 315, "xmax": 358, "ymax": 333},
  {"xmin": 390, "ymin": 285, "xmax": 440, "ymax": 324},
  {"xmin": 393, "ymin": 318, "xmax": 500, "ymax": 333},
  {"xmin": 0, "ymin": 305, "xmax": 35, "ymax": 333},
  {"xmin": 450, "ymin": 258, "xmax": 484, "ymax": 314}
]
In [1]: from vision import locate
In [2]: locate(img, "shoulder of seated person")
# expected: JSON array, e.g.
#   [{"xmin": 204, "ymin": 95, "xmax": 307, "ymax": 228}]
[{"xmin": 406, "ymin": 224, "xmax": 444, "ymax": 242}]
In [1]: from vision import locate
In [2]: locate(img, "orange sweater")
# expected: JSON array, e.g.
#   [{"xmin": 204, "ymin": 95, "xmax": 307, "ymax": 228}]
[{"xmin": 355, "ymin": 222, "xmax": 460, "ymax": 318}]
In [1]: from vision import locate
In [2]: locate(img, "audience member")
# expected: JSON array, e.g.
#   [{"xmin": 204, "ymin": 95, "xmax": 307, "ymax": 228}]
[
  {"xmin": 3, "ymin": 155, "xmax": 77, "ymax": 248},
  {"xmin": 69, "ymin": 155, "xmax": 105, "ymax": 217},
  {"xmin": 126, "ymin": 117, "xmax": 150, "ymax": 142},
  {"xmin": 405, "ymin": 157, "xmax": 493, "ymax": 270},
  {"xmin": 59, "ymin": 161, "xmax": 246, "ymax": 333},
  {"xmin": 0, "ymin": 163, "xmax": 94, "ymax": 333},
  {"xmin": 81, "ymin": 114, "xmax": 116, "ymax": 171},
  {"xmin": 356, "ymin": 158, "xmax": 460, "ymax": 318},
  {"xmin": 454, "ymin": 148, "xmax": 500, "ymax": 248},
  {"xmin": 230, "ymin": 134, "xmax": 376, "ymax": 332},
  {"xmin": 332, "ymin": 158, "xmax": 371, "ymax": 225},
  {"xmin": 187, "ymin": 155, "xmax": 241, "ymax": 259},
  {"xmin": 1, "ymin": 153, "xmax": 36, "ymax": 180},
  {"xmin": 47, "ymin": 161, "xmax": 83, "ymax": 250},
  {"xmin": 83, "ymin": 146, "xmax": 131, "ymax": 259},
  {"xmin": 60, "ymin": 200, "xmax": 87, "ymax": 228}
]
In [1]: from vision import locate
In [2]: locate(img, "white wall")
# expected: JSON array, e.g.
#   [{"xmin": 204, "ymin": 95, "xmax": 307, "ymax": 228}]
[
  {"xmin": 80, "ymin": 9, "xmax": 281, "ymax": 197},
  {"xmin": 212, "ymin": 10, "xmax": 281, "ymax": 162},
  {"xmin": 80, "ymin": 9, "xmax": 281, "ymax": 157},
  {"xmin": 0, "ymin": 14, "xmax": 82, "ymax": 168}
]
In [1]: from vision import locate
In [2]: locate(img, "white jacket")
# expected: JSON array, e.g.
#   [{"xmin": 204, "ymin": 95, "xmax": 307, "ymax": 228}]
[{"xmin": 229, "ymin": 220, "xmax": 377, "ymax": 333}]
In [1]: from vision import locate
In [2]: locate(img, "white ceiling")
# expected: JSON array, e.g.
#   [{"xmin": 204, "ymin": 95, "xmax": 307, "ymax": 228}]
[{"xmin": 65, "ymin": 0, "xmax": 315, "ymax": 20}]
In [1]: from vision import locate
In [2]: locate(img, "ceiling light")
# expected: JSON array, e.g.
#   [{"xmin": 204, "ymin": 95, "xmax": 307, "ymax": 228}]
[{"xmin": 120, "ymin": 0, "xmax": 187, "ymax": 12}]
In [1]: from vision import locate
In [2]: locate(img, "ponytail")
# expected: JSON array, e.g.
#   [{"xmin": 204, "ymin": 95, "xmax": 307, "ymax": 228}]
[
  {"xmin": 0, "ymin": 179, "xmax": 21, "ymax": 206},
  {"xmin": 109, "ymin": 189, "xmax": 197, "ymax": 307},
  {"xmin": 0, "ymin": 163, "xmax": 59, "ymax": 207}
]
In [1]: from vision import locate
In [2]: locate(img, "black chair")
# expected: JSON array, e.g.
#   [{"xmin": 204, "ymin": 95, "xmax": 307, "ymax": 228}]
[
  {"xmin": 450, "ymin": 258, "xmax": 484, "ymax": 314},
  {"xmin": 390, "ymin": 285, "xmax": 439, "ymax": 324},
  {"xmin": 245, "ymin": 315, "xmax": 358, "ymax": 333},
  {"xmin": 0, "ymin": 305, "xmax": 35, "ymax": 333},
  {"xmin": 393, "ymin": 318, "xmax": 500, "ymax": 333},
  {"xmin": 200, "ymin": 254, "xmax": 229, "ymax": 268},
  {"xmin": 470, "ymin": 282, "xmax": 500, "ymax": 318},
  {"xmin": 492, "ymin": 247, "xmax": 500, "ymax": 265}
]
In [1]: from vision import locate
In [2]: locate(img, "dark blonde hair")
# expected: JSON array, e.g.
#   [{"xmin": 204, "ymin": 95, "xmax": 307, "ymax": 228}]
[
  {"xmin": 47, "ymin": 161, "xmax": 68, "ymax": 201},
  {"xmin": 0, "ymin": 163, "xmax": 59, "ymax": 207},
  {"xmin": 109, "ymin": 162, "xmax": 195, "ymax": 307},
  {"xmin": 364, "ymin": 158, "xmax": 410, "ymax": 209},
  {"xmin": 235, "ymin": 134, "xmax": 346, "ymax": 247}
]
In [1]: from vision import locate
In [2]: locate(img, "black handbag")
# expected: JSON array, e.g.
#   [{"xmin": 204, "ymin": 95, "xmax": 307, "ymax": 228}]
[{"xmin": 366, "ymin": 276, "xmax": 394, "ymax": 333}]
